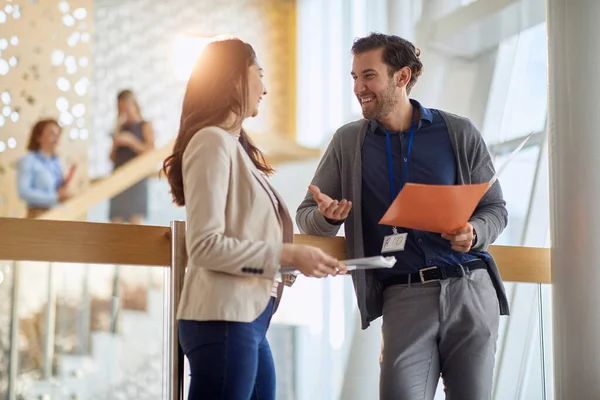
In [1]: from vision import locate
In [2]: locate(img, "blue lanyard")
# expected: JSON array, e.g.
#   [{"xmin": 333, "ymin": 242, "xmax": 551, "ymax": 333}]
[{"xmin": 385, "ymin": 107, "xmax": 417, "ymax": 203}]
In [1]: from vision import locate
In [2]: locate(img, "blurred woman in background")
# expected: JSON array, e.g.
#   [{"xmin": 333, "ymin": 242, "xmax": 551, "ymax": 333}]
[
  {"xmin": 17, "ymin": 118, "xmax": 74, "ymax": 218},
  {"xmin": 109, "ymin": 89, "xmax": 155, "ymax": 225}
]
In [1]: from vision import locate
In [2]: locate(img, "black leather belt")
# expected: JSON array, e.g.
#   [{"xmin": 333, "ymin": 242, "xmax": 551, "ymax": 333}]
[{"xmin": 380, "ymin": 259, "xmax": 487, "ymax": 289}]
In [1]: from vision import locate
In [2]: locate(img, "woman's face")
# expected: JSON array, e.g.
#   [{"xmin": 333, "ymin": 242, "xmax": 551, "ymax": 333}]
[
  {"xmin": 246, "ymin": 62, "xmax": 267, "ymax": 118},
  {"xmin": 38, "ymin": 123, "xmax": 61, "ymax": 153},
  {"xmin": 118, "ymin": 97, "xmax": 139, "ymax": 122}
]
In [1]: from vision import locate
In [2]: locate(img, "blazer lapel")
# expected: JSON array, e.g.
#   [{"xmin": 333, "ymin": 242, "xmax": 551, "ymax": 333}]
[
  {"xmin": 250, "ymin": 168, "xmax": 282, "ymax": 225},
  {"xmin": 270, "ymin": 185, "xmax": 297, "ymax": 289},
  {"xmin": 270, "ymin": 185, "xmax": 293, "ymax": 244},
  {"xmin": 235, "ymin": 140, "xmax": 281, "ymax": 222}
]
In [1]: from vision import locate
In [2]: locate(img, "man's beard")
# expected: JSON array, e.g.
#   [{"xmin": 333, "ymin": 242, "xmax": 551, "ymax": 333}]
[{"xmin": 362, "ymin": 79, "xmax": 397, "ymax": 120}]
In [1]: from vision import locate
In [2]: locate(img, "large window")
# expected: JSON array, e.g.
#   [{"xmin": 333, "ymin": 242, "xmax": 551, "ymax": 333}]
[
  {"xmin": 484, "ymin": 23, "xmax": 548, "ymax": 143},
  {"xmin": 493, "ymin": 145, "xmax": 541, "ymax": 246},
  {"xmin": 484, "ymin": 22, "xmax": 549, "ymax": 247},
  {"xmin": 482, "ymin": 22, "xmax": 552, "ymax": 400}
]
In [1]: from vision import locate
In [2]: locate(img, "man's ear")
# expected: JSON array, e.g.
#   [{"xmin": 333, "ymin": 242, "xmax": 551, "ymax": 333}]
[{"xmin": 395, "ymin": 66, "xmax": 412, "ymax": 88}]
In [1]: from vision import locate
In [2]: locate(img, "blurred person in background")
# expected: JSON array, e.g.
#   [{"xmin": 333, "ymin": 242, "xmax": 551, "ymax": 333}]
[
  {"xmin": 107, "ymin": 90, "xmax": 156, "ymax": 335},
  {"xmin": 109, "ymin": 89, "xmax": 155, "ymax": 225},
  {"xmin": 163, "ymin": 37, "xmax": 346, "ymax": 400},
  {"xmin": 17, "ymin": 118, "xmax": 75, "ymax": 218}
]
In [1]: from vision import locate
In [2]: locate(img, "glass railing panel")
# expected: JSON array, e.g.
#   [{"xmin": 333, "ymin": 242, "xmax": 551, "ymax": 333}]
[
  {"xmin": 491, "ymin": 281, "xmax": 553, "ymax": 400},
  {"xmin": 0, "ymin": 260, "xmax": 167, "ymax": 400},
  {"xmin": 537, "ymin": 283, "xmax": 553, "ymax": 400},
  {"xmin": 0, "ymin": 260, "xmax": 15, "ymax": 397}
]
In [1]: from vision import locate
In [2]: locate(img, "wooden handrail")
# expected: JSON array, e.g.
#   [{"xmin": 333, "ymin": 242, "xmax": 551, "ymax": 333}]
[
  {"xmin": 89, "ymin": 137, "xmax": 321, "ymax": 186},
  {"xmin": 89, "ymin": 170, "xmax": 162, "ymax": 185},
  {"xmin": 252, "ymin": 133, "xmax": 321, "ymax": 163},
  {"xmin": 0, "ymin": 218, "xmax": 170, "ymax": 266},
  {"xmin": 39, "ymin": 140, "xmax": 175, "ymax": 221},
  {"xmin": 0, "ymin": 218, "xmax": 551, "ymax": 283},
  {"xmin": 48, "ymin": 133, "xmax": 320, "ymax": 221},
  {"xmin": 294, "ymin": 235, "xmax": 551, "ymax": 284}
]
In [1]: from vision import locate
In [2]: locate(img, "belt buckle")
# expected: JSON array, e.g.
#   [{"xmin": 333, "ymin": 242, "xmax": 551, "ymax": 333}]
[{"xmin": 419, "ymin": 266, "xmax": 439, "ymax": 284}]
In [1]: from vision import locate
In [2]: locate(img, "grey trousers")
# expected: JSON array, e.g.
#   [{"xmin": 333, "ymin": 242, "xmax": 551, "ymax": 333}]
[{"xmin": 379, "ymin": 269, "xmax": 500, "ymax": 400}]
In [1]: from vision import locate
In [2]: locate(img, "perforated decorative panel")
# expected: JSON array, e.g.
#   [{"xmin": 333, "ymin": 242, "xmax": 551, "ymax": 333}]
[
  {"xmin": 90, "ymin": 0, "xmax": 296, "ymax": 177},
  {"xmin": 0, "ymin": 0, "xmax": 92, "ymax": 218}
]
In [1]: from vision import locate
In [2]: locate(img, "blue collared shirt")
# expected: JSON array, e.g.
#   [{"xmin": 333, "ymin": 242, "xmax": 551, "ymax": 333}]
[
  {"xmin": 17, "ymin": 151, "xmax": 64, "ymax": 208},
  {"xmin": 361, "ymin": 99, "xmax": 479, "ymax": 279}
]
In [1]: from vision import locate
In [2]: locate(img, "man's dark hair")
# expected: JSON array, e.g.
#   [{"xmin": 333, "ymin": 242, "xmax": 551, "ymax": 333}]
[{"xmin": 352, "ymin": 32, "xmax": 423, "ymax": 94}]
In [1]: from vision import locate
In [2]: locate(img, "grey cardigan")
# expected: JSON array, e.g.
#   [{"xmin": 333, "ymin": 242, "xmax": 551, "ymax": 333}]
[{"xmin": 296, "ymin": 111, "xmax": 509, "ymax": 329}]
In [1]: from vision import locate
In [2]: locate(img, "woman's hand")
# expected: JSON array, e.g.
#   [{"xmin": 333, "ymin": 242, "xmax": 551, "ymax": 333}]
[
  {"xmin": 114, "ymin": 131, "xmax": 139, "ymax": 147},
  {"xmin": 57, "ymin": 185, "xmax": 71, "ymax": 202},
  {"xmin": 281, "ymin": 244, "xmax": 347, "ymax": 278}
]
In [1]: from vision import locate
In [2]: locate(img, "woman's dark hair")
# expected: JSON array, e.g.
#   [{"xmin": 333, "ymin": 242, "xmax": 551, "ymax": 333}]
[
  {"xmin": 27, "ymin": 119, "xmax": 61, "ymax": 151},
  {"xmin": 163, "ymin": 37, "xmax": 273, "ymax": 206},
  {"xmin": 352, "ymin": 32, "xmax": 423, "ymax": 94}
]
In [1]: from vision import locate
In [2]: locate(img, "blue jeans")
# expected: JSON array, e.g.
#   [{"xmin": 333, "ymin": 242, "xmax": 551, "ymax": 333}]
[{"xmin": 178, "ymin": 298, "xmax": 276, "ymax": 400}]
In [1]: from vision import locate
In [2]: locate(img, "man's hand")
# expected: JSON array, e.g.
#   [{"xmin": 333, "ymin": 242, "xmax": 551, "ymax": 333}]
[
  {"xmin": 309, "ymin": 185, "xmax": 352, "ymax": 223},
  {"xmin": 442, "ymin": 223, "xmax": 475, "ymax": 253}
]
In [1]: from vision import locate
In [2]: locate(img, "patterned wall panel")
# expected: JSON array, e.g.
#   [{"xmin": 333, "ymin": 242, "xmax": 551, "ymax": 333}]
[
  {"xmin": 0, "ymin": 0, "xmax": 92, "ymax": 218},
  {"xmin": 90, "ymin": 0, "xmax": 296, "ymax": 178}
]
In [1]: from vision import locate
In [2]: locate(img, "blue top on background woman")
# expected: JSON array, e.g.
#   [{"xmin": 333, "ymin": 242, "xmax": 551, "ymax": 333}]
[{"xmin": 17, "ymin": 119, "xmax": 73, "ymax": 218}]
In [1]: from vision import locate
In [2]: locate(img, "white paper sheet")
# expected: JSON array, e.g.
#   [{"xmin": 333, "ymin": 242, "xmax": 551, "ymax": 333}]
[
  {"xmin": 280, "ymin": 255, "xmax": 396, "ymax": 274},
  {"xmin": 343, "ymin": 255, "xmax": 397, "ymax": 270}
]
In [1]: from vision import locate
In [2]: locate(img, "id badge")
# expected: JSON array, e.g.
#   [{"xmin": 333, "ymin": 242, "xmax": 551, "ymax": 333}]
[{"xmin": 381, "ymin": 227, "xmax": 407, "ymax": 253}]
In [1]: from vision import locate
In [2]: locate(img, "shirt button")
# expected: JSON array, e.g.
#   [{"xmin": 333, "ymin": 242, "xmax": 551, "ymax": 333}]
[
  {"xmin": 417, "ymin": 238, "xmax": 423, "ymax": 243},
  {"xmin": 404, "ymin": 158, "xmax": 408, "ymax": 162}
]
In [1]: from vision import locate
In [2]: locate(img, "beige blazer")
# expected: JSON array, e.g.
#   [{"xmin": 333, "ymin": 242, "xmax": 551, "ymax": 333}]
[{"xmin": 177, "ymin": 126, "xmax": 295, "ymax": 323}]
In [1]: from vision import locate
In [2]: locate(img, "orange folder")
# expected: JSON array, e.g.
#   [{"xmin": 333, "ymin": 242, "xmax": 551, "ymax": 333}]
[
  {"xmin": 379, "ymin": 132, "xmax": 534, "ymax": 234},
  {"xmin": 379, "ymin": 182, "xmax": 489, "ymax": 234}
]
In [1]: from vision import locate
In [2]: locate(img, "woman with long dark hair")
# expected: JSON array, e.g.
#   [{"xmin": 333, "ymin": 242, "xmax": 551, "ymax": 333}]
[{"xmin": 163, "ymin": 37, "xmax": 345, "ymax": 399}]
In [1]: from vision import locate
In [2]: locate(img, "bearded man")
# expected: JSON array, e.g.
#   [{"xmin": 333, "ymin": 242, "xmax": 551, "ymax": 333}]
[{"xmin": 296, "ymin": 32, "xmax": 509, "ymax": 400}]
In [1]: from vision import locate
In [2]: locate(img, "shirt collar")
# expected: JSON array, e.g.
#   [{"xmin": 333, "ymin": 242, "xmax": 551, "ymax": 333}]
[
  {"xmin": 371, "ymin": 99, "xmax": 433, "ymax": 136},
  {"xmin": 34, "ymin": 151, "xmax": 58, "ymax": 161},
  {"xmin": 411, "ymin": 99, "xmax": 433, "ymax": 123}
]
